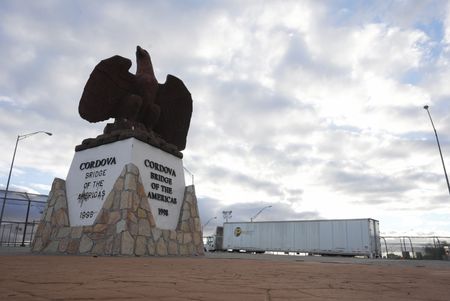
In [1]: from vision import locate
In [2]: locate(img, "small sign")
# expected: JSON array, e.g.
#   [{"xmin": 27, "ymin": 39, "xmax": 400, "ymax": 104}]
[
  {"xmin": 234, "ymin": 227, "xmax": 242, "ymax": 237},
  {"xmin": 66, "ymin": 138, "xmax": 185, "ymax": 229}
]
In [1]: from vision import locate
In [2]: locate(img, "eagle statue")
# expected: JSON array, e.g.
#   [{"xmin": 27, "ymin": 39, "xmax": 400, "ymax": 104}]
[{"xmin": 77, "ymin": 46, "xmax": 192, "ymax": 156}]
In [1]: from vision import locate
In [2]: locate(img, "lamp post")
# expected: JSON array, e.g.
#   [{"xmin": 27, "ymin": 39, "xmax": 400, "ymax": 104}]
[
  {"xmin": 202, "ymin": 216, "xmax": 217, "ymax": 231},
  {"xmin": 0, "ymin": 131, "xmax": 53, "ymax": 227},
  {"xmin": 423, "ymin": 105, "xmax": 450, "ymax": 196},
  {"xmin": 250, "ymin": 205, "xmax": 272, "ymax": 222},
  {"xmin": 222, "ymin": 210, "xmax": 232, "ymax": 223}
]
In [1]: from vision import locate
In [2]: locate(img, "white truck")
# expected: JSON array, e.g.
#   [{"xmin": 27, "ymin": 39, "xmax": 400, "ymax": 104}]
[{"xmin": 205, "ymin": 218, "xmax": 381, "ymax": 258}]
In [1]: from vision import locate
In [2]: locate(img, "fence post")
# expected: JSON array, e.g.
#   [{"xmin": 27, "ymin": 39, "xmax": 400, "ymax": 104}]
[
  {"xmin": 7, "ymin": 224, "xmax": 13, "ymax": 246},
  {"xmin": 21, "ymin": 194, "xmax": 32, "ymax": 247},
  {"xmin": 381, "ymin": 237, "xmax": 388, "ymax": 258},
  {"xmin": 14, "ymin": 225, "xmax": 21, "ymax": 247},
  {"xmin": 30, "ymin": 220, "xmax": 36, "ymax": 244},
  {"xmin": 407, "ymin": 237, "xmax": 415, "ymax": 259},
  {"xmin": 0, "ymin": 223, "xmax": 5, "ymax": 246}
]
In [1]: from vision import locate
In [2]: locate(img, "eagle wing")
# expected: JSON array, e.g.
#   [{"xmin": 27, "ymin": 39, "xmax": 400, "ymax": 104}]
[
  {"xmin": 153, "ymin": 75, "xmax": 193, "ymax": 151},
  {"xmin": 79, "ymin": 55, "xmax": 136, "ymax": 122}
]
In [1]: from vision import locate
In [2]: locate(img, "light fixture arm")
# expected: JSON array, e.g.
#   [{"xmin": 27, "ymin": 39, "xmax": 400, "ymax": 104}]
[
  {"xmin": 250, "ymin": 205, "xmax": 272, "ymax": 222},
  {"xmin": 203, "ymin": 216, "xmax": 217, "ymax": 229},
  {"xmin": 424, "ymin": 106, "xmax": 450, "ymax": 196},
  {"xmin": 18, "ymin": 131, "xmax": 52, "ymax": 141}
]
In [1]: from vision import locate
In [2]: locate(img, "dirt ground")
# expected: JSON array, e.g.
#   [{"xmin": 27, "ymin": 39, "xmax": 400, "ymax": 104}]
[{"xmin": 0, "ymin": 250, "xmax": 449, "ymax": 300}]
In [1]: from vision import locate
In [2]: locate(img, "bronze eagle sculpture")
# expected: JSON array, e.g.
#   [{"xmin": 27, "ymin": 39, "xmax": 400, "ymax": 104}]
[{"xmin": 78, "ymin": 46, "xmax": 192, "ymax": 152}]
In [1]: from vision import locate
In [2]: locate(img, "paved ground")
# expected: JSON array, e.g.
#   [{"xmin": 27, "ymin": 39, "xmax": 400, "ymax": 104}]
[{"xmin": 1, "ymin": 248, "xmax": 449, "ymax": 300}]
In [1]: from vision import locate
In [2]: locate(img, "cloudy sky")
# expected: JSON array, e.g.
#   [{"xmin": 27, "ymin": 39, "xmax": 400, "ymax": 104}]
[{"xmin": 1, "ymin": 0, "xmax": 450, "ymax": 236}]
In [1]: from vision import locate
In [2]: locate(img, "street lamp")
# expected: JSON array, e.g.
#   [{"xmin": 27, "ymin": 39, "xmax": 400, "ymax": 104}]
[
  {"xmin": 222, "ymin": 210, "xmax": 232, "ymax": 223},
  {"xmin": 0, "ymin": 131, "xmax": 53, "ymax": 226},
  {"xmin": 423, "ymin": 105, "xmax": 450, "ymax": 196},
  {"xmin": 202, "ymin": 216, "xmax": 217, "ymax": 230},
  {"xmin": 250, "ymin": 205, "xmax": 272, "ymax": 222}
]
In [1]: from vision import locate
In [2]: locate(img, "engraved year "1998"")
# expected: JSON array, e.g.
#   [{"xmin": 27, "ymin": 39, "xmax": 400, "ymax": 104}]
[{"xmin": 158, "ymin": 208, "xmax": 169, "ymax": 216}]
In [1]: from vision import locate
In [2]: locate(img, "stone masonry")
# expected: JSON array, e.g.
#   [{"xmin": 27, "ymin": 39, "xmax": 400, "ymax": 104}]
[{"xmin": 31, "ymin": 163, "xmax": 204, "ymax": 256}]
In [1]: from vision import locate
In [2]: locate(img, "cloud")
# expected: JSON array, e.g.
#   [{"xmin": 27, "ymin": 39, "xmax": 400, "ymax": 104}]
[
  {"xmin": 198, "ymin": 196, "xmax": 320, "ymax": 235},
  {"xmin": 1, "ymin": 0, "xmax": 450, "ymax": 236}
]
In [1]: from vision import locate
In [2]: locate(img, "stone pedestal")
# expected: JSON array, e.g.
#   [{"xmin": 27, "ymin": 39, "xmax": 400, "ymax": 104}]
[{"xmin": 31, "ymin": 163, "xmax": 204, "ymax": 256}]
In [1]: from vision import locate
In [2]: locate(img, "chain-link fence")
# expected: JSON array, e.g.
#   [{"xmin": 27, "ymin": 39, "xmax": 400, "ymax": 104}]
[
  {"xmin": 204, "ymin": 233, "xmax": 450, "ymax": 260},
  {"xmin": 381, "ymin": 236, "xmax": 450, "ymax": 260},
  {"xmin": 0, "ymin": 190, "xmax": 48, "ymax": 247}
]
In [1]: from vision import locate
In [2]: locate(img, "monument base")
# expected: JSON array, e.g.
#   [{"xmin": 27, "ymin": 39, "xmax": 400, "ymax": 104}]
[{"xmin": 31, "ymin": 163, "xmax": 204, "ymax": 256}]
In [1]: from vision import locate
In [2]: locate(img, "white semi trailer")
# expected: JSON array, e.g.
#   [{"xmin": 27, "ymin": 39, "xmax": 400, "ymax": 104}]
[{"xmin": 210, "ymin": 218, "xmax": 381, "ymax": 258}]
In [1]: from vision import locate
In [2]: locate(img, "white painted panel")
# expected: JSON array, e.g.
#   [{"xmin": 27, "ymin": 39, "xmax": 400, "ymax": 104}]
[
  {"xmin": 283, "ymin": 222, "xmax": 295, "ymax": 251},
  {"xmin": 270, "ymin": 222, "xmax": 283, "ymax": 251},
  {"xmin": 332, "ymin": 220, "xmax": 347, "ymax": 250},
  {"xmin": 319, "ymin": 221, "xmax": 333, "ymax": 251},
  {"xmin": 255, "ymin": 222, "xmax": 265, "ymax": 249},
  {"xmin": 307, "ymin": 221, "xmax": 320, "ymax": 251},
  {"xmin": 293, "ymin": 222, "xmax": 308, "ymax": 251},
  {"xmin": 66, "ymin": 138, "xmax": 185, "ymax": 229},
  {"xmin": 132, "ymin": 139, "xmax": 185, "ymax": 230},
  {"xmin": 66, "ymin": 139, "xmax": 133, "ymax": 227}
]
